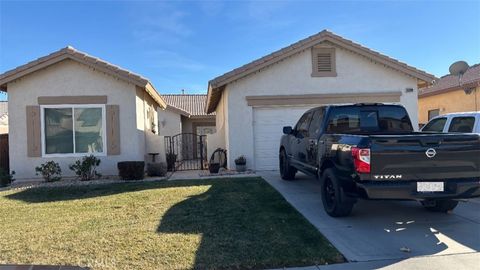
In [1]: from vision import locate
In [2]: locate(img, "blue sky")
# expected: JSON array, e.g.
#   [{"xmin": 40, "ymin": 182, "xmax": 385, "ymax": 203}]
[{"xmin": 1, "ymin": 0, "xmax": 479, "ymax": 102}]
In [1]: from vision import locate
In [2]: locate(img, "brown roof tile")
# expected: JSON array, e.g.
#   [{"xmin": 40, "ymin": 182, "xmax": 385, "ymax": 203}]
[
  {"xmin": 419, "ymin": 63, "xmax": 480, "ymax": 97},
  {"xmin": 163, "ymin": 94, "xmax": 214, "ymax": 117}
]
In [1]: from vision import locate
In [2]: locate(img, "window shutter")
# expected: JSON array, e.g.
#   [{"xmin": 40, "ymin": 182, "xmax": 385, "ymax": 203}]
[
  {"xmin": 106, "ymin": 105, "xmax": 121, "ymax": 155},
  {"xmin": 26, "ymin": 106, "xmax": 41, "ymax": 157}
]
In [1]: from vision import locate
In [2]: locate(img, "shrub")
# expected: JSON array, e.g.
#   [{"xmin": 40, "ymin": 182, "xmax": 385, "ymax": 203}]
[
  {"xmin": 69, "ymin": 155, "xmax": 102, "ymax": 181},
  {"xmin": 118, "ymin": 161, "xmax": 145, "ymax": 180},
  {"xmin": 146, "ymin": 162, "xmax": 167, "ymax": 177},
  {"xmin": 0, "ymin": 169, "xmax": 15, "ymax": 187},
  {"xmin": 234, "ymin": 155, "xmax": 246, "ymax": 165},
  {"xmin": 35, "ymin": 161, "xmax": 62, "ymax": 182}
]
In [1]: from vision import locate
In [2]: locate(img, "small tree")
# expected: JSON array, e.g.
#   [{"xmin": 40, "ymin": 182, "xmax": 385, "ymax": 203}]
[
  {"xmin": 69, "ymin": 155, "xmax": 102, "ymax": 181},
  {"xmin": 35, "ymin": 161, "xmax": 62, "ymax": 182}
]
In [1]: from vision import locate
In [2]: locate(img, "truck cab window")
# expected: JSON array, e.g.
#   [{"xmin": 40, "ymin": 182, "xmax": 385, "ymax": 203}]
[
  {"xmin": 295, "ymin": 112, "xmax": 313, "ymax": 137},
  {"xmin": 308, "ymin": 109, "xmax": 324, "ymax": 137},
  {"xmin": 422, "ymin": 117, "xmax": 447, "ymax": 132},
  {"xmin": 448, "ymin": 117, "xmax": 475, "ymax": 133},
  {"xmin": 326, "ymin": 105, "xmax": 412, "ymax": 134}
]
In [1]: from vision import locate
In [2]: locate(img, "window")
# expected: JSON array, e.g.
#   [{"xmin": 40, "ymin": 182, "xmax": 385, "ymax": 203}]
[
  {"xmin": 308, "ymin": 109, "xmax": 325, "ymax": 137},
  {"xmin": 311, "ymin": 47, "xmax": 337, "ymax": 77},
  {"xmin": 428, "ymin": 109, "xmax": 440, "ymax": 120},
  {"xmin": 325, "ymin": 105, "xmax": 413, "ymax": 134},
  {"xmin": 295, "ymin": 112, "xmax": 313, "ymax": 137},
  {"xmin": 422, "ymin": 117, "xmax": 447, "ymax": 132},
  {"xmin": 42, "ymin": 105, "xmax": 106, "ymax": 156},
  {"xmin": 448, "ymin": 117, "xmax": 475, "ymax": 133}
]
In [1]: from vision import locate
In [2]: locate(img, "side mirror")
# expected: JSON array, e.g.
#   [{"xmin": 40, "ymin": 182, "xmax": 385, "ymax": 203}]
[{"xmin": 283, "ymin": 126, "xmax": 293, "ymax": 135}]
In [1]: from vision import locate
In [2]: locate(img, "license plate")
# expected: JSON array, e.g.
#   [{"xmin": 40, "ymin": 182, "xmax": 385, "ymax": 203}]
[{"xmin": 417, "ymin": 182, "xmax": 444, "ymax": 192}]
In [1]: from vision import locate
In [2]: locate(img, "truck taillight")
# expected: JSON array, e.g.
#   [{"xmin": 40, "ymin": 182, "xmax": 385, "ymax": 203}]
[{"xmin": 352, "ymin": 147, "xmax": 371, "ymax": 173}]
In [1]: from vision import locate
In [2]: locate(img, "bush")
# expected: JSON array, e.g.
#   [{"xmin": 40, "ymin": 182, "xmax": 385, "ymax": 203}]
[
  {"xmin": 146, "ymin": 162, "xmax": 167, "ymax": 177},
  {"xmin": 0, "ymin": 169, "xmax": 15, "ymax": 187},
  {"xmin": 35, "ymin": 161, "xmax": 62, "ymax": 182},
  {"xmin": 234, "ymin": 155, "xmax": 246, "ymax": 165},
  {"xmin": 118, "ymin": 161, "xmax": 145, "ymax": 180},
  {"xmin": 69, "ymin": 155, "xmax": 102, "ymax": 181}
]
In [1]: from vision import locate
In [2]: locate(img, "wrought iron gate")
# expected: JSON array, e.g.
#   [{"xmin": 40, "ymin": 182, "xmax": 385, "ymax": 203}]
[{"xmin": 164, "ymin": 133, "xmax": 207, "ymax": 171}]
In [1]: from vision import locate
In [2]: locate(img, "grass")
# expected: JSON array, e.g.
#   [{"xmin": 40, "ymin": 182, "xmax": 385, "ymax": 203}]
[{"xmin": 0, "ymin": 177, "xmax": 343, "ymax": 269}]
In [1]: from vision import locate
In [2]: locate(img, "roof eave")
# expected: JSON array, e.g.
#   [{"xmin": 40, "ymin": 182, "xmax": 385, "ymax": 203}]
[
  {"xmin": 419, "ymin": 80, "xmax": 480, "ymax": 98},
  {"xmin": 205, "ymin": 31, "xmax": 436, "ymax": 113},
  {"xmin": 145, "ymin": 83, "xmax": 167, "ymax": 109}
]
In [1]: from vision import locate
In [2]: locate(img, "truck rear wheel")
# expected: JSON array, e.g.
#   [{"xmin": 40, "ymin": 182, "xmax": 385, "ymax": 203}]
[
  {"xmin": 279, "ymin": 149, "xmax": 296, "ymax": 180},
  {"xmin": 421, "ymin": 199, "xmax": 459, "ymax": 212},
  {"xmin": 320, "ymin": 168, "xmax": 355, "ymax": 217}
]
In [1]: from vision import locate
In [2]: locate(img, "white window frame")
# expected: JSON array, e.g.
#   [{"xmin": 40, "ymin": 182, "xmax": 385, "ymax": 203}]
[{"xmin": 40, "ymin": 104, "xmax": 107, "ymax": 157}]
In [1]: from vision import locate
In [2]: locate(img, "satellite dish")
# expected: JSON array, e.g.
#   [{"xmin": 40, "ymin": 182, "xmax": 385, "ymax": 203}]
[
  {"xmin": 464, "ymin": 87, "xmax": 475, "ymax": 95},
  {"xmin": 449, "ymin": 61, "xmax": 469, "ymax": 76}
]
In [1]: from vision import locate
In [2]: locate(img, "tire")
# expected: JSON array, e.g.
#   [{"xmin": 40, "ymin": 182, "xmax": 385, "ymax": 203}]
[
  {"xmin": 279, "ymin": 149, "xmax": 296, "ymax": 180},
  {"xmin": 422, "ymin": 199, "xmax": 459, "ymax": 212},
  {"xmin": 320, "ymin": 168, "xmax": 355, "ymax": 217}
]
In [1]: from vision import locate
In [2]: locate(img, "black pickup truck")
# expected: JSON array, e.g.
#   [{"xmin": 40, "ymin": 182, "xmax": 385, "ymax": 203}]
[{"xmin": 279, "ymin": 104, "xmax": 480, "ymax": 217}]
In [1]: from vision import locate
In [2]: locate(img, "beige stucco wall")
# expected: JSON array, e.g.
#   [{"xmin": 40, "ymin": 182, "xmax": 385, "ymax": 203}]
[
  {"xmin": 223, "ymin": 45, "xmax": 419, "ymax": 170},
  {"xmin": 0, "ymin": 114, "xmax": 7, "ymax": 134},
  {"xmin": 207, "ymin": 89, "xmax": 228, "ymax": 160},
  {"xmin": 418, "ymin": 86, "xmax": 480, "ymax": 124},
  {"xmin": 136, "ymin": 87, "xmax": 161, "ymax": 163},
  {"xmin": 158, "ymin": 108, "xmax": 182, "ymax": 137},
  {"xmin": 181, "ymin": 116, "xmax": 215, "ymax": 134},
  {"xmin": 7, "ymin": 59, "xmax": 151, "ymax": 180}
]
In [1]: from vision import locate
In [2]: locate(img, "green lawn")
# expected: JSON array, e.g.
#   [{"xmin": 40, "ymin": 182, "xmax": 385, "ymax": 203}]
[{"xmin": 0, "ymin": 177, "xmax": 342, "ymax": 270}]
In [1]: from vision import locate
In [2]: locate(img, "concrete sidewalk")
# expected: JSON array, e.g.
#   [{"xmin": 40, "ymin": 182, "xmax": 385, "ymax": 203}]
[{"xmin": 270, "ymin": 252, "xmax": 480, "ymax": 270}]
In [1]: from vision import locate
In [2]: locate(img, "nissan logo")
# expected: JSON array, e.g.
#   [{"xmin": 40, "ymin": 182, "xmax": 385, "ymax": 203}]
[{"xmin": 425, "ymin": 148, "xmax": 437, "ymax": 158}]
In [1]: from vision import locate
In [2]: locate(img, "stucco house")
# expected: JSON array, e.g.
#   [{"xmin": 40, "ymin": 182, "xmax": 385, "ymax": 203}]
[
  {"xmin": 160, "ymin": 94, "xmax": 216, "ymax": 137},
  {"xmin": 206, "ymin": 30, "xmax": 435, "ymax": 171},
  {"xmin": 0, "ymin": 46, "xmax": 168, "ymax": 180},
  {"xmin": 0, "ymin": 101, "xmax": 7, "ymax": 134},
  {"xmin": 418, "ymin": 63, "xmax": 479, "ymax": 125}
]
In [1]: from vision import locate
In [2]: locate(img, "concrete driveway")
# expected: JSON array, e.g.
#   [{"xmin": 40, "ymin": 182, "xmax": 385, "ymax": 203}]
[{"xmin": 259, "ymin": 171, "xmax": 480, "ymax": 264}]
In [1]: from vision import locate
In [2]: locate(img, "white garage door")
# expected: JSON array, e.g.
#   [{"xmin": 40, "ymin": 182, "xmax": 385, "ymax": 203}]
[{"xmin": 253, "ymin": 106, "xmax": 314, "ymax": 171}]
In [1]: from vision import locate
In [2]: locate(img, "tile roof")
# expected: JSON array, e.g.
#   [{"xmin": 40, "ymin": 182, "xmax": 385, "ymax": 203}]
[
  {"xmin": 0, "ymin": 46, "xmax": 167, "ymax": 108},
  {"xmin": 419, "ymin": 63, "xmax": 480, "ymax": 97},
  {"xmin": 206, "ymin": 29, "xmax": 436, "ymax": 113},
  {"xmin": 163, "ymin": 94, "xmax": 214, "ymax": 117}
]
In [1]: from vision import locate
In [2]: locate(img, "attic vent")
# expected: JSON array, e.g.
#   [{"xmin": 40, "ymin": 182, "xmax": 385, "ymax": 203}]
[
  {"xmin": 317, "ymin": 53, "xmax": 332, "ymax": 72},
  {"xmin": 311, "ymin": 47, "xmax": 337, "ymax": 77}
]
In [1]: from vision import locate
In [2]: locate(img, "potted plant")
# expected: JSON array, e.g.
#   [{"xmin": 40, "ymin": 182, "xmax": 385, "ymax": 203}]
[
  {"xmin": 235, "ymin": 155, "xmax": 247, "ymax": 172},
  {"xmin": 166, "ymin": 153, "xmax": 177, "ymax": 171},
  {"xmin": 209, "ymin": 162, "xmax": 220, "ymax": 174}
]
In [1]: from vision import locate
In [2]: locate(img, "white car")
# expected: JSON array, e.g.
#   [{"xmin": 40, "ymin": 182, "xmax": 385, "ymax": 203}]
[{"xmin": 421, "ymin": 112, "xmax": 480, "ymax": 134}]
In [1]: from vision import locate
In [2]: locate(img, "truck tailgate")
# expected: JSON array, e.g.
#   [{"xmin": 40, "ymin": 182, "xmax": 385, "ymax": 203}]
[{"xmin": 370, "ymin": 134, "xmax": 480, "ymax": 180}]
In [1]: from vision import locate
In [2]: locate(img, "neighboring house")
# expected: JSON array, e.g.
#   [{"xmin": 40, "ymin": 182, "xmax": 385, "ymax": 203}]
[
  {"xmin": 161, "ymin": 94, "xmax": 216, "ymax": 137},
  {"xmin": 418, "ymin": 63, "xmax": 479, "ymax": 124},
  {"xmin": 205, "ymin": 30, "xmax": 435, "ymax": 171},
  {"xmin": 0, "ymin": 101, "xmax": 7, "ymax": 134},
  {"xmin": 0, "ymin": 46, "xmax": 167, "ymax": 180}
]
